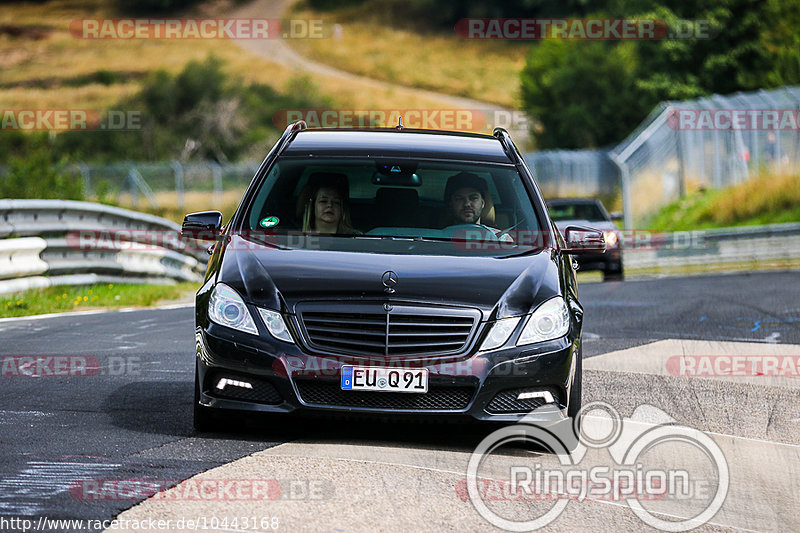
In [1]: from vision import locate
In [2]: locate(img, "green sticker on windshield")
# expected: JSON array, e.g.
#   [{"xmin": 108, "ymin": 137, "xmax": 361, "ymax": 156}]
[{"xmin": 259, "ymin": 216, "xmax": 279, "ymax": 228}]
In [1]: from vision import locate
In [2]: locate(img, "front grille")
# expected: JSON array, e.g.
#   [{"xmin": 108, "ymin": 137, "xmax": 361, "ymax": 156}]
[
  {"xmin": 486, "ymin": 388, "xmax": 561, "ymax": 414},
  {"xmin": 207, "ymin": 373, "xmax": 282, "ymax": 405},
  {"xmin": 297, "ymin": 303, "xmax": 479, "ymax": 357},
  {"xmin": 295, "ymin": 379, "xmax": 475, "ymax": 410}
]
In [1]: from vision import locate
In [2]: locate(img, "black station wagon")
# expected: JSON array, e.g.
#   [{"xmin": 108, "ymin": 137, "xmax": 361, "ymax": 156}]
[{"xmin": 182, "ymin": 122, "xmax": 604, "ymax": 431}]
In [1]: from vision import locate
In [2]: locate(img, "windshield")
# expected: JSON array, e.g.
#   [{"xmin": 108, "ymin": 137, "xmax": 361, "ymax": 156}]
[
  {"xmin": 548, "ymin": 202, "xmax": 607, "ymax": 222},
  {"xmin": 242, "ymin": 158, "xmax": 546, "ymax": 257}
]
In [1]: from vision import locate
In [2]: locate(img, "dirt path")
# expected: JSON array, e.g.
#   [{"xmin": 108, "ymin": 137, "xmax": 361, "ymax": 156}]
[{"xmin": 228, "ymin": 0, "xmax": 531, "ymax": 146}]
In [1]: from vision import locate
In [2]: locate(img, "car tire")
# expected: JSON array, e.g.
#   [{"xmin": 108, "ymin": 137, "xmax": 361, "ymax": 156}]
[
  {"xmin": 194, "ymin": 361, "xmax": 223, "ymax": 433},
  {"xmin": 602, "ymin": 267, "xmax": 624, "ymax": 282}
]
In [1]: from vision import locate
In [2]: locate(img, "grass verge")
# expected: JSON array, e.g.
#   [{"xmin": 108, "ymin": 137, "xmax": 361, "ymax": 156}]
[
  {"xmin": 286, "ymin": 5, "xmax": 528, "ymax": 108},
  {"xmin": 1, "ymin": 0, "xmax": 483, "ymax": 117},
  {"xmin": 0, "ymin": 281, "xmax": 198, "ymax": 318},
  {"xmin": 647, "ymin": 172, "xmax": 800, "ymax": 232}
]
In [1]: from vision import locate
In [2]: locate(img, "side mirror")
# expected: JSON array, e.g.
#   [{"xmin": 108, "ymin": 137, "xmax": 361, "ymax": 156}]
[
  {"xmin": 562, "ymin": 225, "xmax": 606, "ymax": 254},
  {"xmin": 609, "ymin": 211, "xmax": 623, "ymax": 222},
  {"xmin": 181, "ymin": 211, "xmax": 222, "ymax": 241}
]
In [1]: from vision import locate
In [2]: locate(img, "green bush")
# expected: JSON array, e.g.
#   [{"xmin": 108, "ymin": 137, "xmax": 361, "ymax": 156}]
[
  {"xmin": 50, "ymin": 55, "xmax": 331, "ymax": 163},
  {"xmin": 521, "ymin": 40, "xmax": 650, "ymax": 149},
  {"xmin": 0, "ymin": 145, "xmax": 83, "ymax": 200},
  {"xmin": 519, "ymin": 0, "xmax": 800, "ymax": 149}
]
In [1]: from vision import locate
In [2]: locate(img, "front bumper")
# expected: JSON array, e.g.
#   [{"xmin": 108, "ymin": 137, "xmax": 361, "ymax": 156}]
[{"xmin": 196, "ymin": 321, "xmax": 579, "ymax": 424}]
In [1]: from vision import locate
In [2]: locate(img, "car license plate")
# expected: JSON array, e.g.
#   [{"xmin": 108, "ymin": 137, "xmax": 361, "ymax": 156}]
[{"xmin": 341, "ymin": 366, "xmax": 428, "ymax": 393}]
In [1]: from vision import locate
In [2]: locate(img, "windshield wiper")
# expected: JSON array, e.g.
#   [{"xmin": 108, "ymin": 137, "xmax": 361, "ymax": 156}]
[
  {"xmin": 366, "ymin": 235, "xmax": 453, "ymax": 242},
  {"xmin": 496, "ymin": 217, "xmax": 526, "ymax": 240}
]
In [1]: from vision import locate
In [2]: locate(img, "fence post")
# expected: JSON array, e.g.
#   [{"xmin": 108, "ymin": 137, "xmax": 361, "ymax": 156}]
[
  {"xmin": 784, "ymin": 87, "xmax": 800, "ymax": 168},
  {"xmin": 77, "ymin": 162, "xmax": 91, "ymax": 197},
  {"xmin": 759, "ymin": 90, "xmax": 781, "ymax": 172},
  {"xmin": 171, "ymin": 161, "xmax": 184, "ymax": 210},
  {"xmin": 211, "ymin": 162, "xmax": 222, "ymax": 208},
  {"xmin": 127, "ymin": 165, "xmax": 159, "ymax": 208},
  {"xmin": 675, "ymin": 128, "xmax": 686, "ymax": 197},
  {"xmin": 732, "ymin": 128, "xmax": 749, "ymax": 184},
  {"xmin": 608, "ymin": 152, "xmax": 632, "ymax": 229},
  {"xmin": 712, "ymin": 126, "xmax": 722, "ymax": 188},
  {"xmin": 127, "ymin": 165, "xmax": 138, "ymax": 208}
]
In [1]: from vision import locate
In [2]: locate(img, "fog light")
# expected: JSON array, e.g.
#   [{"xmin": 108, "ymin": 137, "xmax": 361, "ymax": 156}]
[
  {"xmin": 216, "ymin": 378, "xmax": 253, "ymax": 391},
  {"xmin": 517, "ymin": 390, "xmax": 555, "ymax": 403}
]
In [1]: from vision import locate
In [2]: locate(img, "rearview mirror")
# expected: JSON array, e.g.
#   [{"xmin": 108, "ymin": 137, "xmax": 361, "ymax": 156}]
[
  {"xmin": 372, "ymin": 161, "xmax": 420, "ymax": 186},
  {"xmin": 609, "ymin": 211, "xmax": 623, "ymax": 222},
  {"xmin": 181, "ymin": 211, "xmax": 222, "ymax": 241},
  {"xmin": 562, "ymin": 226, "xmax": 606, "ymax": 254}
]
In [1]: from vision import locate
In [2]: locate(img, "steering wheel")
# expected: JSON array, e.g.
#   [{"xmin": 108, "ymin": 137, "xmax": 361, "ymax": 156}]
[{"xmin": 442, "ymin": 224, "xmax": 499, "ymax": 242}]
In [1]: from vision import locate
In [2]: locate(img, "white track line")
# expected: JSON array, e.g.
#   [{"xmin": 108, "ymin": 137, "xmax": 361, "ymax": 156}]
[{"xmin": 0, "ymin": 302, "xmax": 193, "ymax": 323}]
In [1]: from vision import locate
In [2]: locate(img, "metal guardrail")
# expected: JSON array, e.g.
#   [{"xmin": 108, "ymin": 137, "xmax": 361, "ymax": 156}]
[
  {"xmin": 0, "ymin": 200, "xmax": 207, "ymax": 296},
  {"xmin": 622, "ymin": 223, "xmax": 800, "ymax": 270},
  {"xmin": 1, "ymin": 200, "xmax": 795, "ymax": 295}
]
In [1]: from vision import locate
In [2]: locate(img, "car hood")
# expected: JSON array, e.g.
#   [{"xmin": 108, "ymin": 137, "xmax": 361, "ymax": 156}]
[{"xmin": 217, "ymin": 234, "xmax": 562, "ymax": 320}]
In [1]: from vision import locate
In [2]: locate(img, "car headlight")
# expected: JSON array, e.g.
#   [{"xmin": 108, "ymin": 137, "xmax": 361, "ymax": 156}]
[
  {"xmin": 208, "ymin": 283, "xmax": 258, "ymax": 335},
  {"xmin": 517, "ymin": 297, "xmax": 571, "ymax": 346},
  {"xmin": 603, "ymin": 230, "xmax": 618, "ymax": 248},
  {"xmin": 479, "ymin": 317, "xmax": 521, "ymax": 351},
  {"xmin": 257, "ymin": 308, "xmax": 294, "ymax": 343}
]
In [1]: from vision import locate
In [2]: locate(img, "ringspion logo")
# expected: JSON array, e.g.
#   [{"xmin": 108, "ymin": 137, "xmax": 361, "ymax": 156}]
[{"xmin": 465, "ymin": 402, "xmax": 729, "ymax": 531}]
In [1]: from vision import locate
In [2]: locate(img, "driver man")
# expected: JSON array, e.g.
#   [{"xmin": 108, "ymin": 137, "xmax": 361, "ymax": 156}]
[{"xmin": 444, "ymin": 172, "xmax": 513, "ymax": 242}]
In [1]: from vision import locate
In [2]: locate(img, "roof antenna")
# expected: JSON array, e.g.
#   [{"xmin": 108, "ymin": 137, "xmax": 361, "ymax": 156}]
[{"xmin": 396, "ymin": 115, "xmax": 404, "ymax": 130}]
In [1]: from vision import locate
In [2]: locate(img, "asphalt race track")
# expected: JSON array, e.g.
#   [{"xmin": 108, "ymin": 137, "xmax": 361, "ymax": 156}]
[{"xmin": 0, "ymin": 271, "xmax": 798, "ymax": 532}]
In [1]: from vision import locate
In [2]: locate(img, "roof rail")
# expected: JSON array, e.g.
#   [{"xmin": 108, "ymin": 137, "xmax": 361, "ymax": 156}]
[
  {"xmin": 492, "ymin": 127, "xmax": 523, "ymax": 165},
  {"xmin": 287, "ymin": 120, "xmax": 307, "ymax": 133},
  {"xmin": 272, "ymin": 120, "xmax": 307, "ymax": 157}
]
